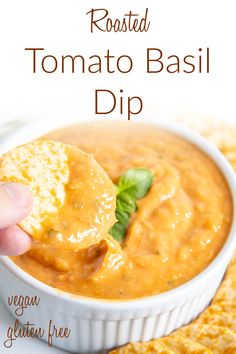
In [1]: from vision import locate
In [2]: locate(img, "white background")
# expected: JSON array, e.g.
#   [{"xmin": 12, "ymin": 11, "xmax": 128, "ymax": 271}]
[
  {"xmin": 0, "ymin": 0, "xmax": 236, "ymax": 126},
  {"xmin": 0, "ymin": 0, "xmax": 236, "ymax": 353}
]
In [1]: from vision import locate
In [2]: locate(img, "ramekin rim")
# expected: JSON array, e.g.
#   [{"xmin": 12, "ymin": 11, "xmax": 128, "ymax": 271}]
[{"xmin": 0, "ymin": 117, "xmax": 236, "ymax": 312}]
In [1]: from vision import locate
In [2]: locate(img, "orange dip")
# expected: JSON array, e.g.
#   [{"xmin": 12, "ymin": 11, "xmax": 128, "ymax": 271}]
[{"xmin": 12, "ymin": 122, "xmax": 233, "ymax": 299}]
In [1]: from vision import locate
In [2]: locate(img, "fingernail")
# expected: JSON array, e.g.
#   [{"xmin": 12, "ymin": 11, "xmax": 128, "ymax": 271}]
[{"xmin": 1, "ymin": 183, "xmax": 32, "ymax": 209}]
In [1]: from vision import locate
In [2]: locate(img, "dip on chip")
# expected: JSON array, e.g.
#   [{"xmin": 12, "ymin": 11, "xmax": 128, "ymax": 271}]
[{"xmin": 0, "ymin": 140, "xmax": 116, "ymax": 251}]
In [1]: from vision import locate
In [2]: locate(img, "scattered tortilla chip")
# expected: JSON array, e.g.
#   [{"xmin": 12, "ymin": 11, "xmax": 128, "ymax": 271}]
[
  {"xmin": 109, "ymin": 336, "xmax": 212, "ymax": 354},
  {"xmin": 159, "ymin": 335, "xmax": 212, "ymax": 353},
  {"xmin": 213, "ymin": 268, "xmax": 236, "ymax": 303},
  {"xmin": 204, "ymin": 128, "xmax": 236, "ymax": 171},
  {"xmin": 197, "ymin": 307, "xmax": 236, "ymax": 333},
  {"xmin": 0, "ymin": 140, "xmax": 116, "ymax": 250},
  {"xmin": 229, "ymin": 251, "xmax": 236, "ymax": 266},
  {"xmin": 211, "ymin": 252, "xmax": 236, "ymax": 303},
  {"xmin": 226, "ymin": 262, "xmax": 236, "ymax": 278},
  {"xmin": 174, "ymin": 324, "xmax": 236, "ymax": 353},
  {"xmin": 178, "ymin": 118, "xmax": 236, "ymax": 170},
  {"xmin": 207, "ymin": 301, "xmax": 236, "ymax": 314},
  {"xmin": 109, "ymin": 341, "xmax": 175, "ymax": 354}
]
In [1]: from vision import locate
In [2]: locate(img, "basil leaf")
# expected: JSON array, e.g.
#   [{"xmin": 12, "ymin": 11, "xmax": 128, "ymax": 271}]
[
  {"xmin": 117, "ymin": 168, "xmax": 154, "ymax": 199},
  {"xmin": 117, "ymin": 192, "xmax": 137, "ymax": 214},
  {"xmin": 109, "ymin": 168, "xmax": 154, "ymax": 243},
  {"xmin": 115, "ymin": 209, "xmax": 130, "ymax": 228},
  {"xmin": 109, "ymin": 210, "xmax": 129, "ymax": 241},
  {"xmin": 109, "ymin": 223, "xmax": 126, "ymax": 243}
]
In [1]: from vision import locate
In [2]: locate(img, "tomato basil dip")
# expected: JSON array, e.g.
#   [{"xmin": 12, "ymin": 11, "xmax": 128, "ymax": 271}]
[{"xmin": 12, "ymin": 122, "xmax": 233, "ymax": 299}]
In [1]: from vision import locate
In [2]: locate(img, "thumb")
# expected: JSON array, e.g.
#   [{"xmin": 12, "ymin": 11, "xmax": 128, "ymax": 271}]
[{"xmin": 0, "ymin": 182, "xmax": 33, "ymax": 229}]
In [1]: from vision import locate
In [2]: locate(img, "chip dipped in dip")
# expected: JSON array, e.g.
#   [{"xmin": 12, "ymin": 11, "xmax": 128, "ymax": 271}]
[{"xmin": 9, "ymin": 122, "xmax": 233, "ymax": 299}]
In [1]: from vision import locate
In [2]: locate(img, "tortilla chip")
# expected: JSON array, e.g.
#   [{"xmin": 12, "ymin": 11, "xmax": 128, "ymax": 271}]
[
  {"xmin": 226, "ymin": 262, "xmax": 236, "ymax": 278},
  {"xmin": 213, "ymin": 267, "xmax": 236, "ymax": 303},
  {"xmin": 197, "ymin": 307, "xmax": 236, "ymax": 332},
  {"xmin": 0, "ymin": 140, "xmax": 70, "ymax": 236},
  {"xmin": 207, "ymin": 301, "xmax": 236, "ymax": 314},
  {"xmin": 229, "ymin": 251, "xmax": 236, "ymax": 266},
  {"xmin": 179, "ymin": 119, "xmax": 236, "ymax": 170},
  {"xmin": 204, "ymin": 129, "xmax": 236, "ymax": 171},
  {"xmin": 174, "ymin": 324, "xmax": 236, "ymax": 353},
  {"xmin": 109, "ymin": 341, "xmax": 175, "ymax": 354},
  {"xmin": 0, "ymin": 140, "xmax": 116, "ymax": 250},
  {"xmin": 160, "ymin": 335, "xmax": 212, "ymax": 353}
]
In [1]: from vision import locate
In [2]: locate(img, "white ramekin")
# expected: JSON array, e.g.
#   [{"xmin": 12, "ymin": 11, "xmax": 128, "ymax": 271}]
[{"xmin": 0, "ymin": 117, "xmax": 236, "ymax": 354}]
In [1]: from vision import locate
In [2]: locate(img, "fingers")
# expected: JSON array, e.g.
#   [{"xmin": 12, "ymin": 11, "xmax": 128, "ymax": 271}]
[
  {"xmin": 0, "ymin": 182, "xmax": 33, "ymax": 229},
  {"xmin": 0, "ymin": 225, "xmax": 32, "ymax": 255},
  {"xmin": 0, "ymin": 182, "xmax": 33, "ymax": 256}
]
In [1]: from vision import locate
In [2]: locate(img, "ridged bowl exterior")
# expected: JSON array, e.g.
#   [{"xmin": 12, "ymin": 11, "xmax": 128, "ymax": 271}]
[{"xmin": 0, "ymin": 261, "xmax": 227, "ymax": 353}]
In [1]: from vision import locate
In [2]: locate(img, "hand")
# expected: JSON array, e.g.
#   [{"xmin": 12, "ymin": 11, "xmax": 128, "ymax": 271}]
[{"xmin": 0, "ymin": 183, "xmax": 33, "ymax": 255}]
